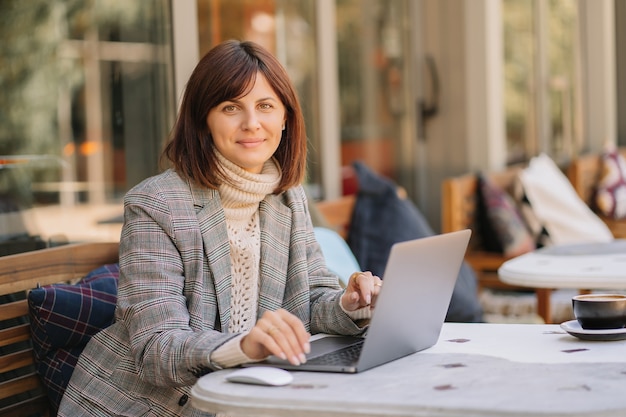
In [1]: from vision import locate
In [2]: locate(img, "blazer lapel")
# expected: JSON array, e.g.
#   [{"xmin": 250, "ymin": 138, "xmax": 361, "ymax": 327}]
[
  {"xmin": 258, "ymin": 194, "xmax": 291, "ymax": 313},
  {"xmin": 191, "ymin": 185, "xmax": 233, "ymax": 331},
  {"xmin": 191, "ymin": 186, "xmax": 293, "ymax": 326}
]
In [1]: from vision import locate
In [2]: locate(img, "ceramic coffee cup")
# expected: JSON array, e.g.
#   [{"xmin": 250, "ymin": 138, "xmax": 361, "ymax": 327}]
[{"xmin": 572, "ymin": 294, "xmax": 626, "ymax": 330}]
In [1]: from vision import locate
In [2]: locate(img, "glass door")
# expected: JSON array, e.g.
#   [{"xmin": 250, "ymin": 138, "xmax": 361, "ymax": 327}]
[
  {"xmin": 336, "ymin": 0, "xmax": 419, "ymax": 196},
  {"xmin": 503, "ymin": 0, "xmax": 584, "ymax": 164}
]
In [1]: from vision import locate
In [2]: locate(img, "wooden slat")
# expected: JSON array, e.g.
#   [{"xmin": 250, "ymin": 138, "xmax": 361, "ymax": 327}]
[
  {"xmin": 0, "ymin": 299, "xmax": 28, "ymax": 321},
  {"xmin": 465, "ymin": 251, "xmax": 514, "ymax": 272},
  {"xmin": 0, "ymin": 242, "xmax": 119, "ymax": 295},
  {"xmin": 472, "ymin": 271, "xmax": 527, "ymax": 291},
  {"xmin": 0, "ymin": 324, "xmax": 31, "ymax": 348},
  {"xmin": 0, "ymin": 395, "xmax": 50, "ymax": 417},
  {"xmin": 0, "ymin": 349, "xmax": 35, "ymax": 374},
  {"xmin": 0, "ymin": 373, "xmax": 43, "ymax": 401},
  {"xmin": 441, "ymin": 173, "xmax": 478, "ymax": 234}
]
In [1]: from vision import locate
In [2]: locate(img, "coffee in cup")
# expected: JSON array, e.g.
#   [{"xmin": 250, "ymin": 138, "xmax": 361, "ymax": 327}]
[{"xmin": 572, "ymin": 293, "xmax": 626, "ymax": 330}]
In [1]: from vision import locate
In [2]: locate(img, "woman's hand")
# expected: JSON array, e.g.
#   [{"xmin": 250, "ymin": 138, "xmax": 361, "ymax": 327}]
[
  {"xmin": 241, "ymin": 309, "xmax": 311, "ymax": 366},
  {"xmin": 341, "ymin": 271, "xmax": 383, "ymax": 312}
]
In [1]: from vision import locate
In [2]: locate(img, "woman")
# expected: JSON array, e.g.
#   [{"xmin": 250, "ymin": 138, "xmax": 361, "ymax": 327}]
[{"xmin": 58, "ymin": 40, "xmax": 381, "ymax": 417}]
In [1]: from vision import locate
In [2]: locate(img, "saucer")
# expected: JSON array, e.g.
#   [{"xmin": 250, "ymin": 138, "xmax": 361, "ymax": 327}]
[{"xmin": 560, "ymin": 320, "xmax": 626, "ymax": 341}]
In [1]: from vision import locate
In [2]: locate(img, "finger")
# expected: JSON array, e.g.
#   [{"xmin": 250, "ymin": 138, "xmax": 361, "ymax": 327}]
[
  {"xmin": 346, "ymin": 271, "xmax": 376, "ymax": 307},
  {"xmin": 261, "ymin": 310, "xmax": 309, "ymax": 365},
  {"xmin": 251, "ymin": 320, "xmax": 287, "ymax": 360},
  {"xmin": 277, "ymin": 309, "xmax": 311, "ymax": 354},
  {"xmin": 370, "ymin": 276, "xmax": 383, "ymax": 308},
  {"xmin": 264, "ymin": 324, "xmax": 304, "ymax": 365},
  {"xmin": 356, "ymin": 271, "xmax": 374, "ymax": 305},
  {"xmin": 348, "ymin": 272, "xmax": 362, "ymax": 290},
  {"xmin": 241, "ymin": 325, "xmax": 284, "ymax": 361}
]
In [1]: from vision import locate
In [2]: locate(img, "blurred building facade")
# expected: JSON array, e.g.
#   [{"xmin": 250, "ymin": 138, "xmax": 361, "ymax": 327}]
[{"xmin": 0, "ymin": 0, "xmax": 623, "ymax": 243}]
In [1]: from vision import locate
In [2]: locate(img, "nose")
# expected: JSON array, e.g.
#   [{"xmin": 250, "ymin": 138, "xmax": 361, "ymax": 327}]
[{"xmin": 241, "ymin": 110, "xmax": 261, "ymax": 131}]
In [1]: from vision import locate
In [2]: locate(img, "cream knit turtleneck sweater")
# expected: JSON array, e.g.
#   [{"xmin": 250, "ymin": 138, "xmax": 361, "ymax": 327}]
[
  {"xmin": 215, "ymin": 151, "xmax": 281, "ymax": 335},
  {"xmin": 209, "ymin": 153, "xmax": 370, "ymax": 372}
]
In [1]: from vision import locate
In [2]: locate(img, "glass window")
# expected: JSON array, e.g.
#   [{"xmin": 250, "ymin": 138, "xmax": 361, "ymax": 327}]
[
  {"xmin": 503, "ymin": 0, "xmax": 583, "ymax": 165},
  {"xmin": 0, "ymin": 0, "xmax": 175, "ymax": 245},
  {"xmin": 503, "ymin": 0, "xmax": 535, "ymax": 164},
  {"xmin": 335, "ymin": 0, "xmax": 415, "ymax": 194},
  {"xmin": 547, "ymin": 0, "xmax": 582, "ymax": 160}
]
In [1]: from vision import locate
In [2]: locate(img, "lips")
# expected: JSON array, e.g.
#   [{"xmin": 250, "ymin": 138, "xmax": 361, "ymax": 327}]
[{"xmin": 237, "ymin": 138, "xmax": 265, "ymax": 148}]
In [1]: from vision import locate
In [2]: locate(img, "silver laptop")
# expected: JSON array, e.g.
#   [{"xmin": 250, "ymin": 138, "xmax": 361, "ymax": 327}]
[{"xmin": 244, "ymin": 229, "xmax": 471, "ymax": 373}]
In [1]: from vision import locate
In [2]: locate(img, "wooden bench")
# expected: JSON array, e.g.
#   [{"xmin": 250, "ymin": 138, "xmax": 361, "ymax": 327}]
[
  {"xmin": 0, "ymin": 242, "xmax": 119, "ymax": 417},
  {"xmin": 567, "ymin": 148, "xmax": 626, "ymax": 239},
  {"xmin": 441, "ymin": 167, "xmax": 557, "ymax": 323}
]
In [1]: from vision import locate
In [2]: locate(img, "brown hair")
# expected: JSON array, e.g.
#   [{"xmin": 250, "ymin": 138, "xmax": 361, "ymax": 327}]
[{"xmin": 162, "ymin": 40, "xmax": 307, "ymax": 193}]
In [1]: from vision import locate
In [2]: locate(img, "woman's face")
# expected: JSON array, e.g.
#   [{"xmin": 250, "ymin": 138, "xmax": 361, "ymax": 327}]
[{"xmin": 207, "ymin": 73, "xmax": 286, "ymax": 174}]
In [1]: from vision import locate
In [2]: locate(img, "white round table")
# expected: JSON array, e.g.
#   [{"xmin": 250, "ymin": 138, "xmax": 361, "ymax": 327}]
[{"xmin": 498, "ymin": 239, "xmax": 626, "ymax": 289}]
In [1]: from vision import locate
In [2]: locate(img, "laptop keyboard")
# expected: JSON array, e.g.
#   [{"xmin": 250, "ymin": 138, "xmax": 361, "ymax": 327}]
[{"xmin": 306, "ymin": 339, "xmax": 364, "ymax": 366}]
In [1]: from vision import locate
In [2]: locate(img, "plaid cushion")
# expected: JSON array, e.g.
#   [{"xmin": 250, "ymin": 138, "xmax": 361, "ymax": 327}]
[
  {"xmin": 28, "ymin": 264, "xmax": 119, "ymax": 411},
  {"xmin": 476, "ymin": 173, "xmax": 536, "ymax": 257}
]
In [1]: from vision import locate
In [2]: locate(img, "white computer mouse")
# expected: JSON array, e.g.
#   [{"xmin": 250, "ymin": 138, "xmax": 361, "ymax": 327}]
[{"xmin": 225, "ymin": 366, "xmax": 293, "ymax": 386}]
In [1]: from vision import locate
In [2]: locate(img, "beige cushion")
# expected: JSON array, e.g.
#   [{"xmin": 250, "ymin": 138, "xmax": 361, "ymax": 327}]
[{"xmin": 518, "ymin": 153, "xmax": 613, "ymax": 245}]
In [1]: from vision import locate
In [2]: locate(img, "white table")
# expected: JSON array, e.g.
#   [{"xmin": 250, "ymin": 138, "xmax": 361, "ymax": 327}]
[
  {"xmin": 498, "ymin": 240, "xmax": 626, "ymax": 323},
  {"xmin": 498, "ymin": 240, "xmax": 626, "ymax": 289},
  {"xmin": 191, "ymin": 322, "xmax": 626, "ymax": 417}
]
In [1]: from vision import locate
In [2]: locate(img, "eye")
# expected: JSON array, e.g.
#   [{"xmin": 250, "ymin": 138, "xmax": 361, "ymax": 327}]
[
  {"xmin": 258, "ymin": 102, "xmax": 274, "ymax": 111},
  {"xmin": 222, "ymin": 104, "xmax": 238, "ymax": 113}
]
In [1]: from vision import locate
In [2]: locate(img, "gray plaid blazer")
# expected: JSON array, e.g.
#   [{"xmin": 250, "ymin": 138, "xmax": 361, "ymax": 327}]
[{"xmin": 58, "ymin": 169, "xmax": 364, "ymax": 417}]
